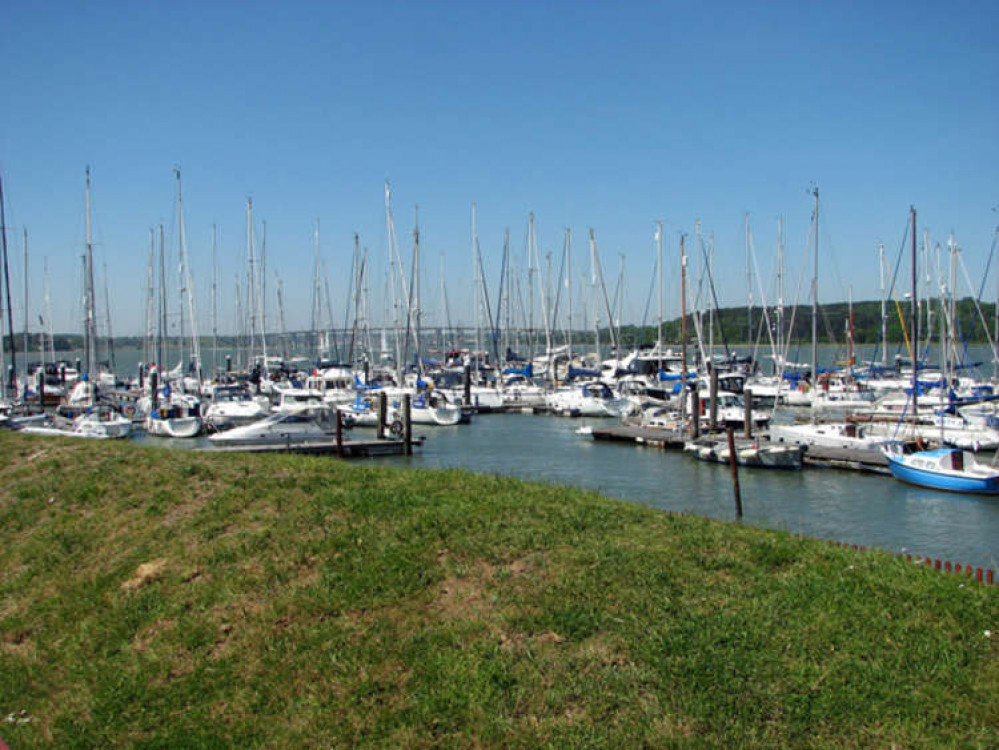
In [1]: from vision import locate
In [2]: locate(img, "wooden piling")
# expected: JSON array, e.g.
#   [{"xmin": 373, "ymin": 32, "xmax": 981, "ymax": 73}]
[
  {"xmin": 150, "ymin": 370, "xmax": 159, "ymax": 410},
  {"xmin": 377, "ymin": 392, "xmax": 387, "ymax": 440},
  {"xmin": 335, "ymin": 409, "xmax": 344, "ymax": 458},
  {"xmin": 464, "ymin": 365, "xmax": 472, "ymax": 407},
  {"xmin": 744, "ymin": 388, "xmax": 753, "ymax": 439},
  {"xmin": 726, "ymin": 426, "xmax": 743, "ymax": 519},
  {"xmin": 708, "ymin": 365, "xmax": 718, "ymax": 433},
  {"xmin": 690, "ymin": 390, "xmax": 700, "ymax": 439},
  {"xmin": 403, "ymin": 393, "xmax": 413, "ymax": 456}
]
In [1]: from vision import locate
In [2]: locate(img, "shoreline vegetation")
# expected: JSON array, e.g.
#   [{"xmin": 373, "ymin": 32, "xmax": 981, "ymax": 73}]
[
  {"xmin": 8, "ymin": 297, "xmax": 999, "ymax": 355},
  {"xmin": 1, "ymin": 430, "xmax": 996, "ymax": 746}
]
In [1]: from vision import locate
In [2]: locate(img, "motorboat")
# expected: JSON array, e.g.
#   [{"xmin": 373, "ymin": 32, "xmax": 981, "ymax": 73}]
[
  {"xmin": 545, "ymin": 381, "xmax": 630, "ymax": 418},
  {"xmin": 882, "ymin": 444, "xmax": 999, "ymax": 495},
  {"xmin": 768, "ymin": 421, "xmax": 894, "ymax": 451},
  {"xmin": 208, "ymin": 405, "xmax": 346, "ymax": 447},
  {"xmin": 203, "ymin": 384, "xmax": 270, "ymax": 431},
  {"xmin": 20, "ymin": 403, "xmax": 132, "ymax": 439}
]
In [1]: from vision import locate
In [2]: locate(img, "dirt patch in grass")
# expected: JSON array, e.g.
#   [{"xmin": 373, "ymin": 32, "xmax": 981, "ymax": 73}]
[{"xmin": 121, "ymin": 558, "xmax": 168, "ymax": 590}]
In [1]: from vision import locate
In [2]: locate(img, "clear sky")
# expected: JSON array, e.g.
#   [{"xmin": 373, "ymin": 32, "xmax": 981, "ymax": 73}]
[{"xmin": 1, "ymin": 0, "xmax": 996, "ymax": 338}]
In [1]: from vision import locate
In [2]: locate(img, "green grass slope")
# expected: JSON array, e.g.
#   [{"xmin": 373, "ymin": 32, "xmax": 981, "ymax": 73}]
[{"xmin": 0, "ymin": 430, "xmax": 996, "ymax": 747}]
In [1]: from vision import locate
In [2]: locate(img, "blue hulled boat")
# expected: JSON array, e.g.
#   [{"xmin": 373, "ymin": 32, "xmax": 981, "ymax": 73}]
[{"xmin": 882, "ymin": 445, "xmax": 999, "ymax": 495}]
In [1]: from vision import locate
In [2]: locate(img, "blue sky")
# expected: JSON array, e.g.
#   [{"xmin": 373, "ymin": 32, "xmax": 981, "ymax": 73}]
[{"xmin": 1, "ymin": 0, "xmax": 996, "ymax": 338}]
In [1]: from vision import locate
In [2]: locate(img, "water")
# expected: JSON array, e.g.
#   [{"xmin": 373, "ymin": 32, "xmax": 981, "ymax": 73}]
[{"xmin": 53, "ymin": 346, "xmax": 999, "ymax": 572}]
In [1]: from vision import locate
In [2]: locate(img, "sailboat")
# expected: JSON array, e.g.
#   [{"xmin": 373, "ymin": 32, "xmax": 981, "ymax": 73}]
[{"xmin": 882, "ymin": 444, "xmax": 999, "ymax": 495}]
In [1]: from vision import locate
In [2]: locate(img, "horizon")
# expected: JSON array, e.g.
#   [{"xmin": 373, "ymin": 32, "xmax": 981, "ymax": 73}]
[{"xmin": 1, "ymin": 1, "xmax": 996, "ymax": 338}]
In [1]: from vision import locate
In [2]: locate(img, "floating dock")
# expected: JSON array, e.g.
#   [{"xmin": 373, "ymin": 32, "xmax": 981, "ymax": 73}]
[
  {"xmin": 205, "ymin": 436, "xmax": 423, "ymax": 458},
  {"xmin": 589, "ymin": 424, "xmax": 891, "ymax": 474}
]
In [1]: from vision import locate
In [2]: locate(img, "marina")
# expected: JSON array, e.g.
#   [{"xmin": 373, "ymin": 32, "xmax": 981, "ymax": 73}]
[{"xmin": 3, "ymin": 343, "xmax": 998, "ymax": 575}]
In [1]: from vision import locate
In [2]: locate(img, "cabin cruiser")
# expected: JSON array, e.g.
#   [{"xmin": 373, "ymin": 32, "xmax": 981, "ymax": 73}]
[
  {"xmin": 272, "ymin": 388, "xmax": 326, "ymax": 413},
  {"xmin": 340, "ymin": 389, "xmax": 464, "ymax": 428},
  {"xmin": 203, "ymin": 384, "xmax": 270, "ymax": 431},
  {"xmin": 208, "ymin": 404, "xmax": 346, "ymax": 447},
  {"xmin": 545, "ymin": 381, "xmax": 631, "ymax": 418},
  {"xmin": 20, "ymin": 403, "xmax": 133, "ymax": 439}
]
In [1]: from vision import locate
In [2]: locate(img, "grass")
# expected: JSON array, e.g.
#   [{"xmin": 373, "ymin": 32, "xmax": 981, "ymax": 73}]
[{"xmin": 0, "ymin": 429, "xmax": 996, "ymax": 747}]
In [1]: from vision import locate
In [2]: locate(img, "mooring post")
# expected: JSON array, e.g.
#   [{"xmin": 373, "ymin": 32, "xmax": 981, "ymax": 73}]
[
  {"xmin": 727, "ymin": 426, "xmax": 743, "ymax": 519},
  {"xmin": 403, "ymin": 393, "xmax": 413, "ymax": 455},
  {"xmin": 377, "ymin": 391, "xmax": 387, "ymax": 440},
  {"xmin": 690, "ymin": 389, "xmax": 701, "ymax": 439},
  {"xmin": 335, "ymin": 408, "xmax": 344, "ymax": 458},
  {"xmin": 709, "ymin": 364, "xmax": 719, "ymax": 433},
  {"xmin": 464, "ymin": 365, "xmax": 472, "ymax": 407},
  {"xmin": 37, "ymin": 369, "xmax": 45, "ymax": 405},
  {"xmin": 150, "ymin": 369, "xmax": 159, "ymax": 411}
]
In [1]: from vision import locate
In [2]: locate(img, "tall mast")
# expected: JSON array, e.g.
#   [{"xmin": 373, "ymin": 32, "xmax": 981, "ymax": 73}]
[
  {"xmin": 144, "ymin": 229, "xmax": 155, "ymax": 367},
  {"xmin": 776, "ymin": 216, "xmax": 785, "ymax": 367},
  {"xmin": 43, "ymin": 258, "xmax": 54, "ymax": 363},
  {"xmin": 311, "ymin": 219, "xmax": 322, "ymax": 361},
  {"xmin": 910, "ymin": 206, "xmax": 918, "ymax": 423},
  {"xmin": 527, "ymin": 212, "xmax": 537, "ymax": 360},
  {"xmin": 878, "ymin": 243, "xmax": 887, "ymax": 368},
  {"xmin": 83, "ymin": 166, "xmax": 98, "ymax": 379},
  {"xmin": 0, "ymin": 172, "xmax": 14, "ymax": 394},
  {"xmin": 158, "ymin": 225, "xmax": 166, "ymax": 370},
  {"xmin": 103, "ymin": 260, "xmax": 115, "ymax": 371},
  {"xmin": 810, "ymin": 187, "xmax": 819, "ymax": 424},
  {"xmin": 565, "ymin": 227, "xmax": 573, "ymax": 363},
  {"xmin": 680, "ymin": 233, "xmax": 688, "ymax": 431},
  {"xmin": 746, "ymin": 213, "xmax": 753, "ymax": 347},
  {"xmin": 212, "ymin": 224, "xmax": 219, "ymax": 375},
  {"xmin": 655, "ymin": 220, "xmax": 663, "ymax": 371},
  {"xmin": 23, "ymin": 228, "xmax": 29, "ymax": 375}
]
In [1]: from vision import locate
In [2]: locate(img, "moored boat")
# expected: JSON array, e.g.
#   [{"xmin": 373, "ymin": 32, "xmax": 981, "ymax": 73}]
[{"xmin": 882, "ymin": 444, "xmax": 999, "ymax": 495}]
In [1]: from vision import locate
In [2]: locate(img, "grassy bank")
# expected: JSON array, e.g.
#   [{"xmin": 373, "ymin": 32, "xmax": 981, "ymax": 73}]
[{"xmin": 0, "ymin": 430, "xmax": 996, "ymax": 746}]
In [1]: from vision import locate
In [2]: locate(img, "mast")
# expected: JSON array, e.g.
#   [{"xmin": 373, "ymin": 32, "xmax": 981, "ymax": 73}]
[
  {"xmin": 311, "ymin": 219, "xmax": 322, "ymax": 362},
  {"xmin": 879, "ymin": 243, "xmax": 887, "ymax": 368},
  {"xmin": 212, "ymin": 224, "xmax": 219, "ymax": 375},
  {"xmin": 565, "ymin": 228, "xmax": 573, "ymax": 364},
  {"xmin": 745, "ymin": 213, "xmax": 753, "ymax": 348},
  {"xmin": 910, "ymin": 206, "xmax": 918, "ymax": 423},
  {"xmin": 655, "ymin": 220, "xmax": 663, "ymax": 371},
  {"xmin": 810, "ymin": 188, "xmax": 819, "ymax": 424},
  {"xmin": 102, "ymin": 260, "xmax": 116, "ymax": 372},
  {"xmin": 83, "ymin": 166, "xmax": 98, "ymax": 380},
  {"xmin": 680, "ymin": 233, "xmax": 689, "ymax": 431},
  {"xmin": 158, "ymin": 225, "xmax": 166, "ymax": 370},
  {"xmin": 0, "ymin": 172, "xmax": 14, "ymax": 395},
  {"xmin": 23, "ymin": 228, "xmax": 28, "ymax": 376},
  {"xmin": 43, "ymin": 258, "xmax": 54, "ymax": 364},
  {"xmin": 144, "ymin": 229, "xmax": 155, "ymax": 368},
  {"xmin": 776, "ymin": 216, "xmax": 785, "ymax": 369}
]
